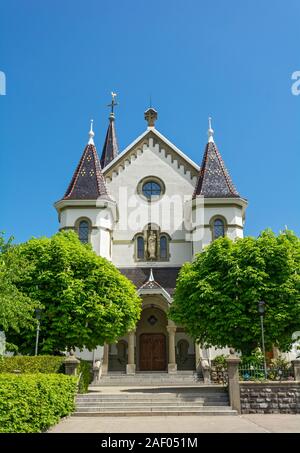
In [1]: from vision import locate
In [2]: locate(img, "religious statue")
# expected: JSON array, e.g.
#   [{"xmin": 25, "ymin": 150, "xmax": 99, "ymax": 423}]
[{"xmin": 147, "ymin": 230, "xmax": 157, "ymax": 260}]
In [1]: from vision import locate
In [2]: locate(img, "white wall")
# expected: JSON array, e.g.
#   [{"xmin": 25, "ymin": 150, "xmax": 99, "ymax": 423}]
[
  {"xmin": 106, "ymin": 136, "xmax": 196, "ymax": 267},
  {"xmin": 75, "ymin": 346, "xmax": 104, "ymax": 362},
  {"xmin": 59, "ymin": 207, "xmax": 114, "ymax": 260}
]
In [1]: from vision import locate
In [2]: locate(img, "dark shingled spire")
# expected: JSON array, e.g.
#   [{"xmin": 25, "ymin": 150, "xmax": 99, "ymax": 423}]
[
  {"xmin": 63, "ymin": 121, "xmax": 110, "ymax": 200},
  {"xmin": 100, "ymin": 93, "xmax": 119, "ymax": 168},
  {"xmin": 193, "ymin": 118, "xmax": 239, "ymax": 199}
]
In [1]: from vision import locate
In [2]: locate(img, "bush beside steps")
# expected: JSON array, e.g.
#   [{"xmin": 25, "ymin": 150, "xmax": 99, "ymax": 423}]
[{"xmin": 0, "ymin": 373, "xmax": 78, "ymax": 433}]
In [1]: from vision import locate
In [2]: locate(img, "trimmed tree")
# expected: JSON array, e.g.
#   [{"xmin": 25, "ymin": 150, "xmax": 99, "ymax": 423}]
[
  {"xmin": 170, "ymin": 229, "xmax": 300, "ymax": 355},
  {"xmin": 5, "ymin": 231, "xmax": 141, "ymax": 354},
  {"xmin": 0, "ymin": 233, "xmax": 39, "ymax": 340}
]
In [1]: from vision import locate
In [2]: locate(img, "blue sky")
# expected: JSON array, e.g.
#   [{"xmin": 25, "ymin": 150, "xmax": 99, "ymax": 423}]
[{"xmin": 1, "ymin": 0, "xmax": 300, "ymax": 242}]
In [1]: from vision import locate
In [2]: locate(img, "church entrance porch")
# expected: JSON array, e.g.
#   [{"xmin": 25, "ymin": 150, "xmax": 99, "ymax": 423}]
[
  {"xmin": 105, "ymin": 294, "xmax": 196, "ymax": 376},
  {"xmin": 139, "ymin": 334, "xmax": 166, "ymax": 371}
]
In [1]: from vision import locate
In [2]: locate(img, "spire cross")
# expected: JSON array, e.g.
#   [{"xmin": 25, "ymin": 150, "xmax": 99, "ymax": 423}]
[{"xmin": 107, "ymin": 92, "xmax": 118, "ymax": 115}]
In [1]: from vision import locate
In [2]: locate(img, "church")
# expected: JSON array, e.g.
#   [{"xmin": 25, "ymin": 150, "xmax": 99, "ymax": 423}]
[{"xmin": 54, "ymin": 94, "xmax": 248, "ymax": 376}]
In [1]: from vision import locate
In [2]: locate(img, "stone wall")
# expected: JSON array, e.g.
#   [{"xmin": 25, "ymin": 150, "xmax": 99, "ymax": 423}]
[{"xmin": 240, "ymin": 382, "xmax": 300, "ymax": 414}]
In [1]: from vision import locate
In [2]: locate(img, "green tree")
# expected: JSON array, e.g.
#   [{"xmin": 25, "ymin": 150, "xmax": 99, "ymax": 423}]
[
  {"xmin": 0, "ymin": 233, "xmax": 39, "ymax": 338},
  {"xmin": 5, "ymin": 231, "xmax": 141, "ymax": 354},
  {"xmin": 170, "ymin": 230, "xmax": 300, "ymax": 355}
]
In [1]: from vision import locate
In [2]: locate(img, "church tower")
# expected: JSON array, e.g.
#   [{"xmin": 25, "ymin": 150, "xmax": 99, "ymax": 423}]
[
  {"xmin": 192, "ymin": 118, "xmax": 247, "ymax": 255},
  {"xmin": 54, "ymin": 120, "xmax": 117, "ymax": 260}
]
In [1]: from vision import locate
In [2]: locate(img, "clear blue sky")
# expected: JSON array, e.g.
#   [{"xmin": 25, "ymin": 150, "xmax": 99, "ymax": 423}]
[{"xmin": 1, "ymin": 0, "xmax": 299, "ymax": 243}]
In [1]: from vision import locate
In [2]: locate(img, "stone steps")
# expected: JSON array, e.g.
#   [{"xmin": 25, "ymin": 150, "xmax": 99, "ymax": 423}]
[
  {"xmin": 74, "ymin": 387, "xmax": 236, "ymax": 417},
  {"xmin": 74, "ymin": 409, "xmax": 236, "ymax": 417},
  {"xmin": 92, "ymin": 372, "xmax": 203, "ymax": 387},
  {"xmin": 76, "ymin": 400, "xmax": 229, "ymax": 407}
]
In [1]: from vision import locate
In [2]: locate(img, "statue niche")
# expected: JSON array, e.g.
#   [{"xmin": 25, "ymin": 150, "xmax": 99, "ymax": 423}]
[{"xmin": 147, "ymin": 229, "xmax": 157, "ymax": 260}]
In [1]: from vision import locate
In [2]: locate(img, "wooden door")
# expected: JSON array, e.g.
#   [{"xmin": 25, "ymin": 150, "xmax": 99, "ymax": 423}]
[{"xmin": 140, "ymin": 334, "xmax": 166, "ymax": 371}]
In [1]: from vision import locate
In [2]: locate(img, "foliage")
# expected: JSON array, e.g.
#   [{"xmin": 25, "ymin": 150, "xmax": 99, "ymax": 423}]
[
  {"xmin": 0, "ymin": 233, "xmax": 40, "ymax": 335},
  {"xmin": 78, "ymin": 360, "xmax": 93, "ymax": 393},
  {"xmin": 211, "ymin": 354, "xmax": 228, "ymax": 370},
  {"xmin": 170, "ymin": 229, "xmax": 300, "ymax": 355},
  {"xmin": 267, "ymin": 356, "xmax": 292, "ymax": 380},
  {"xmin": 0, "ymin": 355, "xmax": 65, "ymax": 374},
  {"xmin": 0, "ymin": 373, "xmax": 77, "ymax": 433},
  {"xmin": 241, "ymin": 348, "xmax": 264, "ymax": 367},
  {"xmin": 5, "ymin": 231, "xmax": 141, "ymax": 354}
]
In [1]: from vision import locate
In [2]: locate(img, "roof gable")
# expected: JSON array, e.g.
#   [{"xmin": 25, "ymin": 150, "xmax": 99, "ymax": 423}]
[{"xmin": 103, "ymin": 128, "xmax": 199, "ymax": 183}]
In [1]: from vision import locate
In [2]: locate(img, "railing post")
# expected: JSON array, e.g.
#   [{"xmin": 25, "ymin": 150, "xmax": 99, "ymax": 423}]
[
  {"xmin": 226, "ymin": 348, "xmax": 241, "ymax": 413},
  {"xmin": 92, "ymin": 360, "xmax": 102, "ymax": 383},
  {"xmin": 201, "ymin": 359, "xmax": 211, "ymax": 384},
  {"xmin": 292, "ymin": 359, "xmax": 300, "ymax": 381}
]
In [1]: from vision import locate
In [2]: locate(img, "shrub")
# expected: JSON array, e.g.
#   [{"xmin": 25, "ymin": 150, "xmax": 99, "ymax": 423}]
[
  {"xmin": 211, "ymin": 354, "xmax": 228, "ymax": 370},
  {"xmin": 267, "ymin": 356, "xmax": 292, "ymax": 380},
  {"xmin": 0, "ymin": 373, "xmax": 77, "ymax": 432},
  {"xmin": 78, "ymin": 360, "xmax": 93, "ymax": 394},
  {"xmin": 241, "ymin": 348, "xmax": 264, "ymax": 367},
  {"xmin": 0, "ymin": 355, "xmax": 65, "ymax": 374}
]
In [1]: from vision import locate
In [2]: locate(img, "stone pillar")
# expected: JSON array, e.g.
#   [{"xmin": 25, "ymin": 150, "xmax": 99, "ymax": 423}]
[
  {"xmin": 64, "ymin": 351, "xmax": 80, "ymax": 376},
  {"xmin": 292, "ymin": 359, "xmax": 300, "ymax": 381},
  {"xmin": 101, "ymin": 343, "xmax": 109, "ymax": 376},
  {"xmin": 167, "ymin": 326, "xmax": 177, "ymax": 374},
  {"xmin": 195, "ymin": 343, "xmax": 201, "ymax": 372},
  {"xmin": 126, "ymin": 331, "xmax": 136, "ymax": 375},
  {"xmin": 226, "ymin": 348, "xmax": 241, "ymax": 414}
]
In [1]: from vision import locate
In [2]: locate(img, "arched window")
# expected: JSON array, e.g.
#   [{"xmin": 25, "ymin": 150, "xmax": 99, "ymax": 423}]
[
  {"xmin": 160, "ymin": 235, "xmax": 168, "ymax": 259},
  {"xmin": 78, "ymin": 220, "xmax": 89, "ymax": 243},
  {"xmin": 177, "ymin": 339, "xmax": 190, "ymax": 361},
  {"xmin": 213, "ymin": 218, "xmax": 225, "ymax": 240},
  {"xmin": 137, "ymin": 236, "xmax": 145, "ymax": 260}
]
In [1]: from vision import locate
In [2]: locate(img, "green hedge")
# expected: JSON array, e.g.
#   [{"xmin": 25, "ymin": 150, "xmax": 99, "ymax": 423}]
[
  {"xmin": 78, "ymin": 360, "xmax": 93, "ymax": 393},
  {"xmin": 0, "ymin": 373, "xmax": 77, "ymax": 433},
  {"xmin": 0, "ymin": 356, "xmax": 65, "ymax": 374}
]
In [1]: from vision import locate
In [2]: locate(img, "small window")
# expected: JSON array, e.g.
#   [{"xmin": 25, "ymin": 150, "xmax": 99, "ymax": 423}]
[
  {"xmin": 78, "ymin": 220, "xmax": 89, "ymax": 243},
  {"xmin": 213, "ymin": 219, "xmax": 225, "ymax": 239},
  {"xmin": 160, "ymin": 235, "xmax": 168, "ymax": 259},
  {"xmin": 137, "ymin": 236, "xmax": 144, "ymax": 259},
  {"xmin": 142, "ymin": 181, "xmax": 161, "ymax": 200}
]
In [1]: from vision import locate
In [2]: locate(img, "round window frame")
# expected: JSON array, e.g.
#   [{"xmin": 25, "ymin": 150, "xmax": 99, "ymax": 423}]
[{"xmin": 137, "ymin": 176, "xmax": 165, "ymax": 202}]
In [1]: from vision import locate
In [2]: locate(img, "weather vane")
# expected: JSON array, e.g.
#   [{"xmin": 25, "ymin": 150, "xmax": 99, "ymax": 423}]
[{"xmin": 107, "ymin": 92, "xmax": 118, "ymax": 115}]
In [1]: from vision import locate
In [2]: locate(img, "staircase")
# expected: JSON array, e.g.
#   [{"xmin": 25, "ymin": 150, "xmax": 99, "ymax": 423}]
[
  {"xmin": 91, "ymin": 371, "xmax": 203, "ymax": 387},
  {"xmin": 75, "ymin": 387, "xmax": 237, "ymax": 417}
]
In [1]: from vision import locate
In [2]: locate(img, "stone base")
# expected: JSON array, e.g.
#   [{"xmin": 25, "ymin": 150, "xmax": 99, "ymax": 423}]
[
  {"xmin": 101, "ymin": 363, "xmax": 108, "ymax": 376},
  {"xmin": 126, "ymin": 364, "xmax": 136, "ymax": 375},
  {"xmin": 168, "ymin": 363, "xmax": 177, "ymax": 374},
  {"xmin": 202, "ymin": 369, "xmax": 211, "ymax": 384}
]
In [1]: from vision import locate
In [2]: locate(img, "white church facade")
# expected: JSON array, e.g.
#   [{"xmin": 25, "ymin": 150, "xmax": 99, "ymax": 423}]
[{"xmin": 54, "ymin": 98, "xmax": 248, "ymax": 375}]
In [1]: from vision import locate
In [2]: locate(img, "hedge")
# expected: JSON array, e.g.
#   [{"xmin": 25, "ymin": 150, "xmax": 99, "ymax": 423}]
[
  {"xmin": 0, "ymin": 373, "xmax": 77, "ymax": 433},
  {"xmin": 0, "ymin": 356, "xmax": 65, "ymax": 374},
  {"xmin": 78, "ymin": 360, "xmax": 93, "ymax": 393}
]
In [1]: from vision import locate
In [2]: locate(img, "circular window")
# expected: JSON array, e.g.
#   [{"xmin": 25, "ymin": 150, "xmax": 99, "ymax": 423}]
[
  {"xmin": 138, "ymin": 177, "xmax": 165, "ymax": 201},
  {"xmin": 142, "ymin": 181, "xmax": 161, "ymax": 199}
]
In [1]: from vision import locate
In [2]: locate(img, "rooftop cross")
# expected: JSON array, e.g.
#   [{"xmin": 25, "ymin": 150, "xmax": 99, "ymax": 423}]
[{"xmin": 107, "ymin": 92, "xmax": 118, "ymax": 118}]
